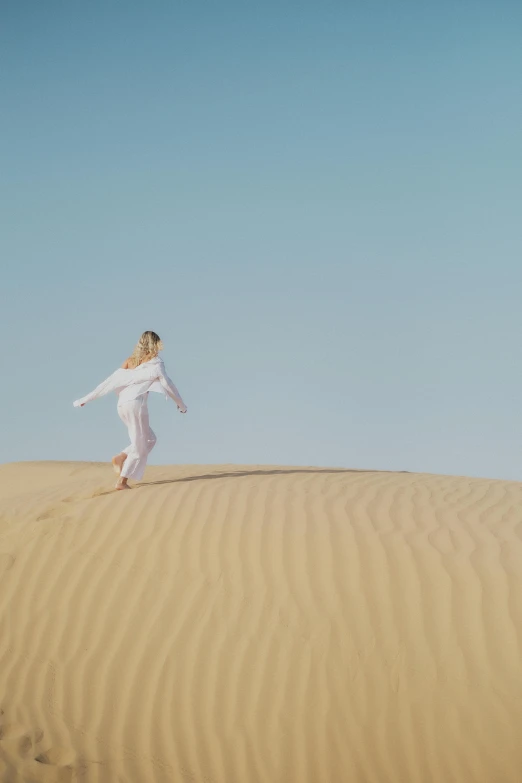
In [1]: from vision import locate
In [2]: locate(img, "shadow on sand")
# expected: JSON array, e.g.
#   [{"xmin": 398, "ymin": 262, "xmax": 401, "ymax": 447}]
[{"xmin": 137, "ymin": 466, "xmax": 408, "ymax": 489}]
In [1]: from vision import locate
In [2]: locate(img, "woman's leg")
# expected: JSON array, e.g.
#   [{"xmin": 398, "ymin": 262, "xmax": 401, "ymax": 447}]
[
  {"xmin": 145, "ymin": 426, "xmax": 157, "ymax": 457},
  {"xmin": 119, "ymin": 397, "xmax": 155, "ymax": 483},
  {"xmin": 114, "ymin": 403, "xmax": 133, "ymax": 488},
  {"xmin": 112, "ymin": 451, "xmax": 128, "ymax": 475}
]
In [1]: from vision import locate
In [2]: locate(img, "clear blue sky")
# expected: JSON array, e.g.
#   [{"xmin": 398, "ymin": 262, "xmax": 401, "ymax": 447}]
[{"xmin": 2, "ymin": 1, "xmax": 521, "ymax": 479}]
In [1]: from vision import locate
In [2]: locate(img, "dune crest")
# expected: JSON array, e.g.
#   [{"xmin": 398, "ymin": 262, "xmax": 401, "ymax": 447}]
[{"xmin": 1, "ymin": 461, "xmax": 522, "ymax": 782}]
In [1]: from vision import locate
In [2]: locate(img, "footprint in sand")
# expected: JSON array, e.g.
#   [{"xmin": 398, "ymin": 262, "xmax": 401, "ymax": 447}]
[
  {"xmin": 0, "ymin": 553, "xmax": 15, "ymax": 573},
  {"xmin": 0, "ymin": 720, "xmax": 75, "ymax": 781},
  {"xmin": 17, "ymin": 729, "xmax": 45, "ymax": 758},
  {"xmin": 35, "ymin": 746, "xmax": 76, "ymax": 767}
]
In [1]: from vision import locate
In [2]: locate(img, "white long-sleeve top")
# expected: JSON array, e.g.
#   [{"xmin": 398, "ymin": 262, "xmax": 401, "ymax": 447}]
[{"xmin": 73, "ymin": 355, "xmax": 187, "ymax": 411}]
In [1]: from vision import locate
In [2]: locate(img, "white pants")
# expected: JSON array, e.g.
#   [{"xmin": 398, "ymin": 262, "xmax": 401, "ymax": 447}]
[{"xmin": 117, "ymin": 394, "xmax": 157, "ymax": 481}]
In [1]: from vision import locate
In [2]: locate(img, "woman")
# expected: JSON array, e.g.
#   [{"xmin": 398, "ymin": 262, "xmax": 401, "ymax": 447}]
[{"xmin": 73, "ymin": 331, "xmax": 187, "ymax": 490}]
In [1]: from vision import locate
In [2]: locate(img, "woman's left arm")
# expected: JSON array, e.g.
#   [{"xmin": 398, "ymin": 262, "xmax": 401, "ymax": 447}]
[{"xmin": 157, "ymin": 360, "xmax": 187, "ymax": 413}]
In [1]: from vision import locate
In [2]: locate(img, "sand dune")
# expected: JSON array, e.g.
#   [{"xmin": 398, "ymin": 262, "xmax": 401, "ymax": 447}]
[{"xmin": 1, "ymin": 461, "xmax": 522, "ymax": 782}]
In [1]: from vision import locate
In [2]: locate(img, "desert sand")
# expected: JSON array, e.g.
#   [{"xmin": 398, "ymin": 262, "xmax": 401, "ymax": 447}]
[{"xmin": 0, "ymin": 461, "xmax": 521, "ymax": 782}]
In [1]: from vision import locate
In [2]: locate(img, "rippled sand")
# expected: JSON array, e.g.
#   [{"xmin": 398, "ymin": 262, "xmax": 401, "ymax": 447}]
[{"xmin": 1, "ymin": 461, "xmax": 521, "ymax": 782}]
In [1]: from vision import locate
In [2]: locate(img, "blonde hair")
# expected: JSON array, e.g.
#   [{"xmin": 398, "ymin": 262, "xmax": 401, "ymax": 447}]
[{"xmin": 127, "ymin": 331, "xmax": 164, "ymax": 369}]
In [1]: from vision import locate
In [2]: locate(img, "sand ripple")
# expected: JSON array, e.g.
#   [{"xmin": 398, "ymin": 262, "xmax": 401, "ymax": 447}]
[{"xmin": 1, "ymin": 462, "xmax": 522, "ymax": 782}]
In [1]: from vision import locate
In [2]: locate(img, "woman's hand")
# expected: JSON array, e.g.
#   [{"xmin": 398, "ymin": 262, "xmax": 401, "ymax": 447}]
[{"xmin": 177, "ymin": 405, "xmax": 187, "ymax": 414}]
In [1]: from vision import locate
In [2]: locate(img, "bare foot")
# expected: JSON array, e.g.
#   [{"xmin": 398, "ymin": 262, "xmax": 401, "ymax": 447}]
[
  {"xmin": 112, "ymin": 453, "xmax": 127, "ymax": 475},
  {"xmin": 115, "ymin": 481, "xmax": 131, "ymax": 490},
  {"xmin": 115, "ymin": 474, "xmax": 131, "ymax": 491}
]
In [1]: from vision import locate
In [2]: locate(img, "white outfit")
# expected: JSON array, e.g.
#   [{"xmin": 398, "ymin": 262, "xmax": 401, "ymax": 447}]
[
  {"xmin": 73, "ymin": 355, "xmax": 186, "ymax": 482},
  {"xmin": 73, "ymin": 356, "xmax": 186, "ymax": 410},
  {"xmin": 118, "ymin": 395, "xmax": 157, "ymax": 480}
]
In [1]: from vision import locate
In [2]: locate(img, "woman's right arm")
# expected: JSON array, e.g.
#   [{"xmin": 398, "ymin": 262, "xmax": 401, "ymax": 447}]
[{"xmin": 73, "ymin": 369, "xmax": 122, "ymax": 407}]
